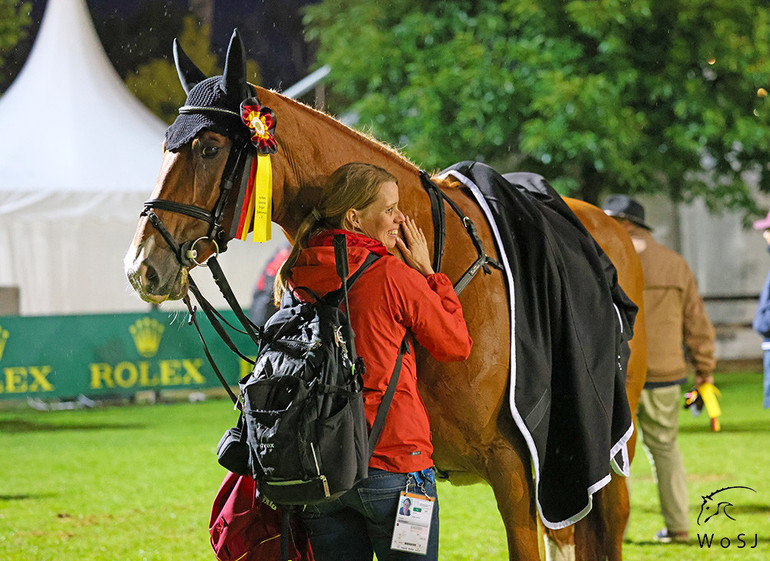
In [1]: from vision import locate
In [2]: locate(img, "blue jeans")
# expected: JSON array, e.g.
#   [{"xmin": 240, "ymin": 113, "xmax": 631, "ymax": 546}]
[{"xmin": 300, "ymin": 467, "xmax": 439, "ymax": 561}]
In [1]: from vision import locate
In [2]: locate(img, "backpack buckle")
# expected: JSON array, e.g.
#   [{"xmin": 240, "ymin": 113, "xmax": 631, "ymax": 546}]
[
  {"xmin": 333, "ymin": 325, "xmax": 345, "ymax": 347},
  {"xmin": 320, "ymin": 475, "xmax": 330, "ymax": 498}
]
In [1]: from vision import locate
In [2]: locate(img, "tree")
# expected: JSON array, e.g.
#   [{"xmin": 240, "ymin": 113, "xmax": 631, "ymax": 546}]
[
  {"xmin": 0, "ymin": 0, "xmax": 31, "ymax": 89},
  {"xmin": 304, "ymin": 0, "xmax": 770, "ymax": 214}
]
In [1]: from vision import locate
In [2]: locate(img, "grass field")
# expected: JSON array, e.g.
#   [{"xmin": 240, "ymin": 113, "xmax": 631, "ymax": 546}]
[{"xmin": 0, "ymin": 371, "xmax": 767, "ymax": 560}]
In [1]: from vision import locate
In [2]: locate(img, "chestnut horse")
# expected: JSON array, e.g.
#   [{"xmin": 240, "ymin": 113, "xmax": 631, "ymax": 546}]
[{"xmin": 125, "ymin": 32, "xmax": 645, "ymax": 561}]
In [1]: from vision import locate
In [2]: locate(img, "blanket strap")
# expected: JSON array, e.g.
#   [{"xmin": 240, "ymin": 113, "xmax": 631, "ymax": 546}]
[{"xmin": 419, "ymin": 171, "xmax": 503, "ymax": 294}]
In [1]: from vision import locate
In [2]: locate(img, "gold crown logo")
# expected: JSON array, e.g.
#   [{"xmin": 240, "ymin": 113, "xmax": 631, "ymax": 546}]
[
  {"xmin": 0, "ymin": 326, "xmax": 8, "ymax": 362},
  {"xmin": 129, "ymin": 318, "xmax": 165, "ymax": 358}
]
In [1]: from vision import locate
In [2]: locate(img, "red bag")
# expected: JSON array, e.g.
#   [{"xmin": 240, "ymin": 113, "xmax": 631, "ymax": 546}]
[{"xmin": 209, "ymin": 471, "xmax": 314, "ymax": 561}]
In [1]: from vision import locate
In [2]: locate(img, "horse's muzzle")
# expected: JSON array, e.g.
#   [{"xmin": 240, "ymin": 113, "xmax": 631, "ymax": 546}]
[{"xmin": 124, "ymin": 240, "xmax": 189, "ymax": 303}]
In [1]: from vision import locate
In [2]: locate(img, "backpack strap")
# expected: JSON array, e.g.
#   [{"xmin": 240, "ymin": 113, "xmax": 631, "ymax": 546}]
[
  {"xmin": 280, "ymin": 507, "xmax": 291, "ymax": 561},
  {"xmin": 367, "ymin": 334, "xmax": 410, "ymax": 458},
  {"xmin": 282, "ymin": 285, "xmax": 322, "ymax": 307},
  {"xmin": 330, "ymin": 248, "xmax": 381, "ymax": 365},
  {"xmin": 323, "ymin": 252, "xmax": 382, "ymax": 307}
]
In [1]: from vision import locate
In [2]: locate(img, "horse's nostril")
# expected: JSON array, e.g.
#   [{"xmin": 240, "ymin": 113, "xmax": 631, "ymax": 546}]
[{"xmin": 144, "ymin": 263, "xmax": 160, "ymax": 290}]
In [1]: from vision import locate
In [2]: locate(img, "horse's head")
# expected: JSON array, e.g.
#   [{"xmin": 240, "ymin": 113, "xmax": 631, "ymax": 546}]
[{"xmin": 125, "ymin": 29, "xmax": 277, "ymax": 303}]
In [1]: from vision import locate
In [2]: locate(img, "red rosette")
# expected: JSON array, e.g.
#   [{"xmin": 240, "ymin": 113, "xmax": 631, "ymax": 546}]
[{"xmin": 240, "ymin": 98, "xmax": 277, "ymax": 154}]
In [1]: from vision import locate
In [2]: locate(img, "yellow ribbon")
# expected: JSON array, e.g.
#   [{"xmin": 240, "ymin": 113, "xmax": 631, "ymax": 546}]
[
  {"xmin": 238, "ymin": 154, "xmax": 272, "ymax": 242},
  {"xmin": 252, "ymin": 154, "xmax": 272, "ymax": 242}
]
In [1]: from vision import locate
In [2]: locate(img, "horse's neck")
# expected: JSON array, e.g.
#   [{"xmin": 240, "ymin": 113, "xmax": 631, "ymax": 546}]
[
  {"xmin": 276, "ymin": 97, "xmax": 417, "ymax": 181},
  {"xmin": 259, "ymin": 89, "xmax": 420, "ymax": 232}
]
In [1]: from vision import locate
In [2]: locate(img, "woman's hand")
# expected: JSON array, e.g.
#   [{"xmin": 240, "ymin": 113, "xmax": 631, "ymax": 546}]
[{"xmin": 395, "ymin": 217, "xmax": 435, "ymax": 276}]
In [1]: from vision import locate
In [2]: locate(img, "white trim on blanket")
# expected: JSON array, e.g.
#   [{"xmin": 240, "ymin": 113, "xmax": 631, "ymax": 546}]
[
  {"xmin": 611, "ymin": 421, "xmax": 634, "ymax": 476},
  {"xmin": 436, "ymin": 168, "xmax": 634, "ymax": 529}
]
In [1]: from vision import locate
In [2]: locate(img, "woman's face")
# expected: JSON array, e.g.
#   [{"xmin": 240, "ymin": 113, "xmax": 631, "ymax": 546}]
[{"xmin": 349, "ymin": 181, "xmax": 405, "ymax": 249}]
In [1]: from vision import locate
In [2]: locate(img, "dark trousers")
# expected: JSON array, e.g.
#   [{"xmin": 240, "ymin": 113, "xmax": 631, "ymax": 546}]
[{"xmin": 300, "ymin": 467, "xmax": 439, "ymax": 561}]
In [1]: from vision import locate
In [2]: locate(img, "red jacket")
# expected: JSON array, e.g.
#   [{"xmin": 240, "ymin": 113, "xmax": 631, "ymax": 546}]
[{"xmin": 289, "ymin": 231, "xmax": 472, "ymax": 473}]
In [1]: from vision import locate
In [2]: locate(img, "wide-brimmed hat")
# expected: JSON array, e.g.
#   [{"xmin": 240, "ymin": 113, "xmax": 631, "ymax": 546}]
[
  {"xmin": 753, "ymin": 211, "xmax": 770, "ymax": 231},
  {"xmin": 602, "ymin": 194, "xmax": 652, "ymax": 230}
]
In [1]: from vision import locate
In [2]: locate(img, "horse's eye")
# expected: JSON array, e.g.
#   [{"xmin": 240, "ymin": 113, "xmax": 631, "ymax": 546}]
[{"xmin": 201, "ymin": 145, "xmax": 220, "ymax": 159}]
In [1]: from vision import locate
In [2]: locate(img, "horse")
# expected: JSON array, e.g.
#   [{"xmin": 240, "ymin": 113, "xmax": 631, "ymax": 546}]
[{"xmin": 125, "ymin": 31, "xmax": 646, "ymax": 561}]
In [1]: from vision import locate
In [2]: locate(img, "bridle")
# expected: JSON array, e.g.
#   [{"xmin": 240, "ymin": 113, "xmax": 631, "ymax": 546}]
[
  {"xmin": 139, "ymin": 131, "xmax": 263, "ymax": 393},
  {"xmin": 141, "ymin": 139, "xmax": 252, "ymax": 268}
]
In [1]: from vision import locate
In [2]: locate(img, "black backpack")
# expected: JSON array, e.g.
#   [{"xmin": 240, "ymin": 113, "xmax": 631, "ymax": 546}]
[{"xmin": 221, "ymin": 235, "xmax": 408, "ymax": 506}]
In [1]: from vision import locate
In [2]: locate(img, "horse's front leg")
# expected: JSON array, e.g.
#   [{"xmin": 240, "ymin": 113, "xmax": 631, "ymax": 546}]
[{"xmin": 482, "ymin": 416, "xmax": 540, "ymax": 560}]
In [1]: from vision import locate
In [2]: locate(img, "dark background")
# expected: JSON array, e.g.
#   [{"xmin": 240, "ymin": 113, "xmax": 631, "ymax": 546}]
[{"xmin": 1, "ymin": 0, "xmax": 319, "ymax": 94}]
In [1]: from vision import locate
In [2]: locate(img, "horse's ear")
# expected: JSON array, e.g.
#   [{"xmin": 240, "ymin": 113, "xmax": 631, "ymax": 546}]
[
  {"xmin": 221, "ymin": 29, "xmax": 249, "ymax": 100},
  {"xmin": 173, "ymin": 38, "xmax": 206, "ymax": 95}
]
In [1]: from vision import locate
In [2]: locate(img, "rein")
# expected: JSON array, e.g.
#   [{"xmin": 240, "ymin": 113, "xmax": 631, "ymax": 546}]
[{"xmin": 419, "ymin": 171, "xmax": 502, "ymax": 293}]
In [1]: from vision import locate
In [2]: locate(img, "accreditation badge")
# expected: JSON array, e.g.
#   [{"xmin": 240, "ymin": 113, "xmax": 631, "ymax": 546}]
[{"xmin": 390, "ymin": 491, "xmax": 435, "ymax": 555}]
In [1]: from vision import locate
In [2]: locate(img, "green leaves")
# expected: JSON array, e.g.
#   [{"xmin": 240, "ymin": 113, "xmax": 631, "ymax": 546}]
[
  {"xmin": 0, "ymin": 0, "xmax": 31, "ymax": 79},
  {"xmin": 305, "ymin": 0, "xmax": 770, "ymax": 213}
]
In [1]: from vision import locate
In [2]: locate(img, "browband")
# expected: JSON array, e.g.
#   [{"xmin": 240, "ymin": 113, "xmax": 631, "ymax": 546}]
[{"xmin": 178, "ymin": 105, "xmax": 240, "ymax": 117}]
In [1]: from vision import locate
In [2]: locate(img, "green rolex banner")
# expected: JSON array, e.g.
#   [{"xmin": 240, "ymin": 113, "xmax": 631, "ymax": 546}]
[{"xmin": 0, "ymin": 310, "xmax": 257, "ymax": 400}]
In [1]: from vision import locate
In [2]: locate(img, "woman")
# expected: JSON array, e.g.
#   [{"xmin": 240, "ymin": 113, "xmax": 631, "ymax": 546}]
[
  {"xmin": 399, "ymin": 497, "xmax": 412, "ymax": 517},
  {"xmin": 275, "ymin": 162, "xmax": 472, "ymax": 560}
]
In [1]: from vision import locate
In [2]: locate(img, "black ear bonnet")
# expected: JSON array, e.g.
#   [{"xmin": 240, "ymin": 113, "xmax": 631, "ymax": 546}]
[{"xmin": 164, "ymin": 30, "xmax": 257, "ymax": 152}]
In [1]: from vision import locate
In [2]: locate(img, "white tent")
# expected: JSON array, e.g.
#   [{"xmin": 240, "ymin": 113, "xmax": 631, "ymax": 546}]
[{"xmin": 0, "ymin": 0, "xmax": 278, "ymax": 315}]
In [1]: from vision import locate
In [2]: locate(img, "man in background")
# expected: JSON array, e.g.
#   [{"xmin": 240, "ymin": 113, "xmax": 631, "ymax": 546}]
[{"xmin": 603, "ymin": 195, "xmax": 716, "ymax": 544}]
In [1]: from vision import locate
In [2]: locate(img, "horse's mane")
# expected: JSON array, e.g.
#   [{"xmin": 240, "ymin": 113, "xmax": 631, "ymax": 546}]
[{"xmin": 260, "ymin": 86, "xmax": 420, "ymax": 173}]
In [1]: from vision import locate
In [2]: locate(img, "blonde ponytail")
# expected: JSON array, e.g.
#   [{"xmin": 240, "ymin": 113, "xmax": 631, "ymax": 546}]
[{"xmin": 273, "ymin": 210, "xmax": 325, "ymax": 304}]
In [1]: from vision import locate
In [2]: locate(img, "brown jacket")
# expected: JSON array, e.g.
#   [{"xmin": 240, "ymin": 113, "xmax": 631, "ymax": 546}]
[{"xmin": 632, "ymin": 229, "xmax": 716, "ymax": 383}]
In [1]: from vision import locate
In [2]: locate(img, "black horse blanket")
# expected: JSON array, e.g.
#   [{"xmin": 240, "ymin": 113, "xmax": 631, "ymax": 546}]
[{"xmin": 438, "ymin": 161, "xmax": 637, "ymax": 529}]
